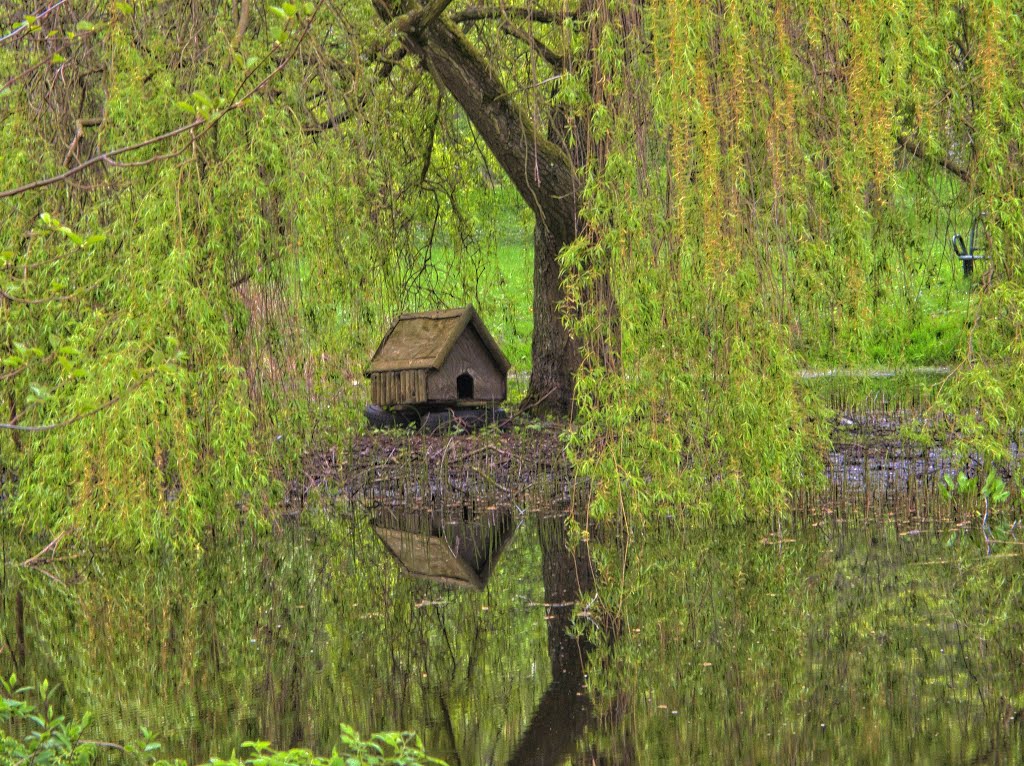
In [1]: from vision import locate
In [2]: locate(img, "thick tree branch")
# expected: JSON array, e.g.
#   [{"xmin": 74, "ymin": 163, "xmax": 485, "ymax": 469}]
[
  {"xmin": 419, "ymin": 89, "xmax": 443, "ymax": 184},
  {"xmin": 450, "ymin": 6, "xmax": 575, "ymax": 24},
  {"xmin": 396, "ymin": 0, "xmax": 458, "ymax": 35},
  {"xmin": 376, "ymin": 0, "xmax": 577, "ymax": 228},
  {"xmin": 231, "ymin": 0, "xmax": 251, "ymax": 49},
  {"xmin": 897, "ymin": 134, "xmax": 968, "ymax": 182}
]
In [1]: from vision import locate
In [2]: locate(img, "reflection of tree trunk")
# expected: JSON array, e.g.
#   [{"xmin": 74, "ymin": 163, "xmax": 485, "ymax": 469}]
[
  {"xmin": 436, "ymin": 691, "xmax": 463, "ymax": 766},
  {"xmin": 284, "ymin": 656, "xmax": 305, "ymax": 748},
  {"xmin": 505, "ymin": 516, "xmax": 595, "ymax": 766}
]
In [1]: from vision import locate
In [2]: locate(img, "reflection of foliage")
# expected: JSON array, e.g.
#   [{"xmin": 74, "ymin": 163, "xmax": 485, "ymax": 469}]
[
  {"xmin": 585, "ymin": 524, "xmax": 1024, "ymax": 764},
  {"xmin": 1, "ymin": 677, "xmax": 449, "ymax": 766},
  {"xmin": 0, "ymin": 512, "xmax": 551, "ymax": 765}
]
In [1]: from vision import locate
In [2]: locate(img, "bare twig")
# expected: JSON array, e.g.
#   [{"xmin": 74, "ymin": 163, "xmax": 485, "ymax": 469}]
[
  {"xmin": 0, "ymin": 0, "xmax": 70, "ymax": 46},
  {"xmin": 21, "ymin": 530, "xmax": 67, "ymax": 567},
  {"xmin": 496, "ymin": 19, "xmax": 562, "ymax": 68},
  {"xmin": 306, "ymin": 47, "xmax": 409, "ymax": 133},
  {"xmin": 81, "ymin": 740, "xmax": 128, "ymax": 753},
  {"xmin": 0, "ymin": 118, "xmax": 204, "ymax": 199}
]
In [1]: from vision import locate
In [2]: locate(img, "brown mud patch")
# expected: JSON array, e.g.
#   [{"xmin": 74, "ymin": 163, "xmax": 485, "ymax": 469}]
[
  {"xmin": 804, "ymin": 410, "xmax": 1019, "ymax": 524},
  {"xmin": 290, "ymin": 407, "xmax": 1017, "ymax": 523},
  {"xmin": 289, "ymin": 418, "xmax": 576, "ymax": 513}
]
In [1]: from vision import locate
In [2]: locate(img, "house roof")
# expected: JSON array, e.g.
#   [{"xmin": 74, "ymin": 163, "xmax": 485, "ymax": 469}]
[
  {"xmin": 371, "ymin": 510, "xmax": 517, "ymax": 590},
  {"xmin": 365, "ymin": 306, "xmax": 511, "ymax": 376},
  {"xmin": 372, "ymin": 526, "xmax": 488, "ymax": 589}
]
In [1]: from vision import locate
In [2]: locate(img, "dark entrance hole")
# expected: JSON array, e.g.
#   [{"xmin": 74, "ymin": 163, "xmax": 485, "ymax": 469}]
[{"xmin": 457, "ymin": 372, "xmax": 474, "ymax": 400}]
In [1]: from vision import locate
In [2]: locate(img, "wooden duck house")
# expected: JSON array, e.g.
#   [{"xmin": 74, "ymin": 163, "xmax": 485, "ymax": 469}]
[{"xmin": 365, "ymin": 306, "xmax": 510, "ymax": 408}]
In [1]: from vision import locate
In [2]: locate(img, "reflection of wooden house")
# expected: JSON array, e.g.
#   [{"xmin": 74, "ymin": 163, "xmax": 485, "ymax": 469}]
[
  {"xmin": 372, "ymin": 508, "xmax": 517, "ymax": 590},
  {"xmin": 365, "ymin": 306, "xmax": 510, "ymax": 409}
]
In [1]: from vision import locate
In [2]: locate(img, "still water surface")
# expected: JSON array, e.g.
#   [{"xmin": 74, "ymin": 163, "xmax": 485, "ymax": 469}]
[{"xmin": 2, "ymin": 502, "xmax": 1023, "ymax": 764}]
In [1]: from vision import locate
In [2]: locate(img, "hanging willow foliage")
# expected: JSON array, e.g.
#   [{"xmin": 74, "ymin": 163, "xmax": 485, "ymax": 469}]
[
  {"xmin": 563, "ymin": 0, "xmax": 1023, "ymax": 522},
  {"xmin": 0, "ymin": 3, "xmax": 507, "ymax": 546},
  {"xmin": 1, "ymin": 0, "xmax": 1022, "ymax": 542}
]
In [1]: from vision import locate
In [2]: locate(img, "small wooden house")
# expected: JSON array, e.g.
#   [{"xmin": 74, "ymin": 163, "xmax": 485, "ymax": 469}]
[{"xmin": 365, "ymin": 306, "xmax": 510, "ymax": 409}]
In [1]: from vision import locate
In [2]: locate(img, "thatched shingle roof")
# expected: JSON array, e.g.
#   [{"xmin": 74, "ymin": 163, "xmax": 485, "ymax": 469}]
[{"xmin": 365, "ymin": 306, "xmax": 511, "ymax": 375}]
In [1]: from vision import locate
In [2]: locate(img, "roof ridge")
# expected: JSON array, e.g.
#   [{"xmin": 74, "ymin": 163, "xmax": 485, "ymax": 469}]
[{"xmin": 364, "ymin": 305, "xmax": 510, "ymax": 376}]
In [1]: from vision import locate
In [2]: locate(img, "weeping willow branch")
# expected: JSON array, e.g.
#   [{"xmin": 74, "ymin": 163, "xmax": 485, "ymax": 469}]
[
  {"xmin": 0, "ymin": 1, "xmax": 325, "ymax": 199},
  {"xmin": 0, "ymin": 279, "xmax": 100, "ymax": 305},
  {"xmin": 0, "ymin": 352, "xmax": 56, "ymax": 383},
  {"xmin": 0, "ymin": 369, "xmax": 158, "ymax": 433}
]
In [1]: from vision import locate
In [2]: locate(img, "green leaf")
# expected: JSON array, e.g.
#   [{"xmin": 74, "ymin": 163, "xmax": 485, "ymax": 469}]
[
  {"xmin": 27, "ymin": 383, "xmax": 51, "ymax": 402},
  {"xmin": 76, "ymin": 20, "xmax": 96, "ymax": 32}
]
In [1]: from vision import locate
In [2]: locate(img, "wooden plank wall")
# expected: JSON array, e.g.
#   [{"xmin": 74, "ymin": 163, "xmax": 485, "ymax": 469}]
[
  {"xmin": 371, "ymin": 370, "xmax": 427, "ymax": 406},
  {"xmin": 428, "ymin": 327, "xmax": 506, "ymax": 402}
]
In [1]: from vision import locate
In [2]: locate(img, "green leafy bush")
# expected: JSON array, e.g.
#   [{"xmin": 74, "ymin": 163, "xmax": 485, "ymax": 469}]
[{"xmin": 1, "ymin": 676, "xmax": 448, "ymax": 766}]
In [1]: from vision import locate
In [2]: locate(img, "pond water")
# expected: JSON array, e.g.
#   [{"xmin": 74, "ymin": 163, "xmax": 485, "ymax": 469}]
[{"xmin": 2, "ymin": 500, "xmax": 1023, "ymax": 765}]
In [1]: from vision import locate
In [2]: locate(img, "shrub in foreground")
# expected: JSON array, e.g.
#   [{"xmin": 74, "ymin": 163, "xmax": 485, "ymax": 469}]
[{"xmin": 1, "ymin": 676, "xmax": 448, "ymax": 766}]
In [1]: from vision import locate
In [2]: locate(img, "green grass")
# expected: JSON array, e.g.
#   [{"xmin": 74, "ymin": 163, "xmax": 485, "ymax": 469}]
[
  {"xmin": 428, "ymin": 242, "xmax": 534, "ymax": 372},
  {"xmin": 488, "ymin": 243, "xmax": 534, "ymax": 370}
]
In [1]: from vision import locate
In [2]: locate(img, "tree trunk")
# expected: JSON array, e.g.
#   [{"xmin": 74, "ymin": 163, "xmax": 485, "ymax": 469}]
[
  {"xmin": 373, "ymin": 0, "xmax": 584, "ymax": 415},
  {"xmin": 526, "ymin": 220, "xmax": 581, "ymax": 415}
]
